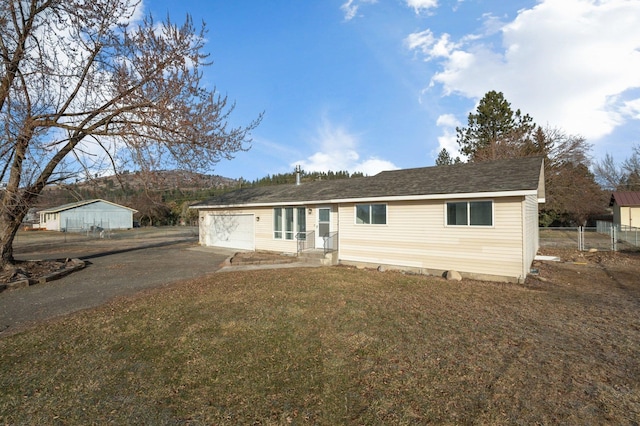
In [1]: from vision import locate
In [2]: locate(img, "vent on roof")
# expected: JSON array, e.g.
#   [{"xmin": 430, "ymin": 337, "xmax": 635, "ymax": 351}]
[{"xmin": 295, "ymin": 165, "xmax": 301, "ymax": 185}]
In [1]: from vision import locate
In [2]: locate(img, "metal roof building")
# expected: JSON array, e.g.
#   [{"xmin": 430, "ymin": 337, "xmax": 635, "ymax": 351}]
[{"xmin": 38, "ymin": 199, "xmax": 137, "ymax": 232}]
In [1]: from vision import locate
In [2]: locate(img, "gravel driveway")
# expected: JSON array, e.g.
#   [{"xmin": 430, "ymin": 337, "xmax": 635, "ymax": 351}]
[{"xmin": 0, "ymin": 228, "xmax": 235, "ymax": 336}]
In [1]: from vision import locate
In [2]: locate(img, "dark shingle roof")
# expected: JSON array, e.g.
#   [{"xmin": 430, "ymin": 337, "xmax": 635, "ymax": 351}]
[
  {"xmin": 610, "ymin": 192, "xmax": 640, "ymax": 207},
  {"xmin": 194, "ymin": 156, "xmax": 544, "ymax": 207}
]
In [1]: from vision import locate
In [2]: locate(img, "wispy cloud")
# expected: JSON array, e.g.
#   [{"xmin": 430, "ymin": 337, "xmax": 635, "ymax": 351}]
[
  {"xmin": 293, "ymin": 118, "xmax": 397, "ymax": 176},
  {"xmin": 406, "ymin": 0, "xmax": 438, "ymax": 14},
  {"xmin": 340, "ymin": 0, "xmax": 378, "ymax": 21},
  {"xmin": 407, "ymin": 0, "xmax": 640, "ymax": 142}
]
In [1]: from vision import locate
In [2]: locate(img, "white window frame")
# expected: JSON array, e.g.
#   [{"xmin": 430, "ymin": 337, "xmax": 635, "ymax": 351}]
[
  {"xmin": 355, "ymin": 203, "xmax": 387, "ymax": 225},
  {"xmin": 273, "ymin": 207, "xmax": 307, "ymax": 240},
  {"xmin": 445, "ymin": 200, "xmax": 494, "ymax": 227}
]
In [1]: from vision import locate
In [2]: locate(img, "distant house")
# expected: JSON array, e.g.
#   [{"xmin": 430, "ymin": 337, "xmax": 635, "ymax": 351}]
[
  {"xmin": 191, "ymin": 157, "xmax": 545, "ymax": 283},
  {"xmin": 609, "ymin": 192, "xmax": 640, "ymax": 229},
  {"xmin": 38, "ymin": 199, "xmax": 137, "ymax": 232}
]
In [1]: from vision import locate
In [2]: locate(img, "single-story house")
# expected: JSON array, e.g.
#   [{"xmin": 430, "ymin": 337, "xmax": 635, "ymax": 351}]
[
  {"xmin": 38, "ymin": 199, "xmax": 137, "ymax": 231},
  {"xmin": 192, "ymin": 156, "xmax": 545, "ymax": 283},
  {"xmin": 609, "ymin": 191, "xmax": 640, "ymax": 229}
]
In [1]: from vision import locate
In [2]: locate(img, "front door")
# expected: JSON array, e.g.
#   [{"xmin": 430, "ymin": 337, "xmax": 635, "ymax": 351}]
[{"xmin": 316, "ymin": 207, "xmax": 331, "ymax": 249}]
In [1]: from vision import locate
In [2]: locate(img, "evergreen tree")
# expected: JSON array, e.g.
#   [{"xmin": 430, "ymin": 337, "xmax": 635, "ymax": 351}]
[
  {"xmin": 456, "ymin": 91, "xmax": 536, "ymax": 161},
  {"xmin": 435, "ymin": 148, "xmax": 461, "ymax": 166}
]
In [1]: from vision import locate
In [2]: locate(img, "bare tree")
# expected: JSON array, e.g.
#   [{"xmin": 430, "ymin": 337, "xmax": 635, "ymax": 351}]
[
  {"xmin": 595, "ymin": 145, "xmax": 640, "ymax": 191},
  {"xmin": 0, "ymin": 0, "xmax": 261, "ymax": 268},
  {"xmin": 594, "ymin": 153, "xmax": 624, "ymax": 191},
  {"xmin": 535, "ymin": 126, "xmax": 607, "ymax": 226}
]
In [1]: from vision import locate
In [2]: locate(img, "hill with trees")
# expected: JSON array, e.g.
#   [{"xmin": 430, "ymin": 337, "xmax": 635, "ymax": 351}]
[{"xmin": 31, "ymin": 168, "xmax": 366, "ymax": 227}]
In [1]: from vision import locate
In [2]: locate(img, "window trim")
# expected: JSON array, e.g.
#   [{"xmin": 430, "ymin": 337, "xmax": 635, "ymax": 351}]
[
  {"xmin": 273, "ymin": 207, "xmax": 283, "ymax": 239},
  {"xmin": 445, "ymin": 199, "xmax": 494, "ymax": 227},
  {"xmin": 355, "ymin": 203, "xmax": 387, "ymax": 225},
  {"xmin": 274, "ymin": 206, "xmax": 307, "ymax": 240}
]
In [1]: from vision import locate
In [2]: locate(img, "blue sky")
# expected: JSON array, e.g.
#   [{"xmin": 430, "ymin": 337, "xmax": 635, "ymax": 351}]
[{"xmin": 145, "ymin": 0, "xmax": 640, "ymax": 181}]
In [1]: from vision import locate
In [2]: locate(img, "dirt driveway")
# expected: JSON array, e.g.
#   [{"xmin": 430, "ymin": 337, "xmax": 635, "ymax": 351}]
[{"xmin": 0, "ymin": 227, "xmax": 235, "ymax": 335}]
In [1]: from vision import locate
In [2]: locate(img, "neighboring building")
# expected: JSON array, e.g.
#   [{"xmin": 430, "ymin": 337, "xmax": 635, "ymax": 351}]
[
  {"xmin": 38, "ymin": 199, "xmax": 137, "ymax": 231},
  {"xmin": 609, "ymin": 192, "xmax": 640, "ymax": 229},
  {"xmin": 191, "ymin": 156, "xmax": 545, "ymax": 283}
]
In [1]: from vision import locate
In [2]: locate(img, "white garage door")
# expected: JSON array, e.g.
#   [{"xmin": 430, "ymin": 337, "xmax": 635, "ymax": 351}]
[{"xmin": 206, "ymin": 214, "xmax": 255, "ymax": 250}]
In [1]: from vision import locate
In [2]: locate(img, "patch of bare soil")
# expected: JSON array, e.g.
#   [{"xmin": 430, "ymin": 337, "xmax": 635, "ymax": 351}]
[
  {"xmin": 530, "ymin": 247, "xmax": 640, "ymax": 289},
  {"xmin": 538, "ymin": 247, "xmax": 640, "ymax": 266},
  {"xmin": 229, "ymin": 250, "xmax": 297, "ymax": 265},
  {"xmin": 0, "ymin": 259, "xmax": 71, "ymax": 285}
]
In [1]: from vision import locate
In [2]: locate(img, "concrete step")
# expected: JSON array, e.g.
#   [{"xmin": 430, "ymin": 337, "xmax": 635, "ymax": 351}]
[{"xmin": 297, "ymin": 250, "xmax": 337, "ymax": 265}]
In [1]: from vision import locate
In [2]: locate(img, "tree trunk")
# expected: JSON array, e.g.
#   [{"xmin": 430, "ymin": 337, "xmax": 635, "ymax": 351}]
[{"xmin": 0, "ymin": 210, "xmax": 22, "ymax": 269}]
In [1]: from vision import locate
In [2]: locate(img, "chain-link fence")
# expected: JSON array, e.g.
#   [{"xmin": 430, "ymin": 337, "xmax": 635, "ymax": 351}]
[
  {"xmin": 596, "ymin": 221, "xmax": 640, "ymax": 248},
  {"xmin": 14, "ymin": 226, "xmax": 199, "ymax": 249},
  {"xmin": 540, "ymin": 224, "xmax": 639, "ymax": 252}
]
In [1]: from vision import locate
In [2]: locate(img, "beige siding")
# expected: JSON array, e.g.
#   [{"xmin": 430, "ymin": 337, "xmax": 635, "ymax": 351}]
[
  {"xmin": 523, "ymin": 194, "xmax": 539, "ymax": 277},
  {"xmin": 618, "ymin": 206, "xmax": 640, "ymax": 228},
  {"xmin": 632, "ymin": 207, "xmax": 640, "ymax": 228},
  {"xmin": 199, "ymin": 206, "xmax": 316, "ymax": 253},
  {"xmin": 338, "ymin": 197, "xmax": 526, "ymax": 281}
]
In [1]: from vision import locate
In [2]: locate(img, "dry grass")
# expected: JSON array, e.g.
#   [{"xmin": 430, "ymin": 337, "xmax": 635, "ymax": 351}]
[{"xmin": 1, "ymin": 257, "xmax": 639, "ymax": 424}]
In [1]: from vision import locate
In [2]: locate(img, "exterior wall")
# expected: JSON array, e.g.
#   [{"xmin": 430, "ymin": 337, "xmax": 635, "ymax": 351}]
[
  {"xmin": 42, "ymin": 201, "xmax": 133, "ymax": 231},
  {"xmin": 197, "ymin": 196, "xmax": 532, "ymax": 282},
  {"xmin": 41, "ymin": 212, "xmax": 61, "ymax": 231},
  {"xmin": 337, "ymin": 197, "xmax": 527, "ymax": 282},
  {"xmin": 632, "ymin": 207, "xmax": 640, "ymax": 228},
  {"xmin": 199, "ymin": 205, "xmax": 318, "ymax": 253},
  {"xmin": 613, "ymin": 204, "xmax": 640, "ymax": 228},
  {"xmin": 522, "ymin": 194, "xmax": 540, "ymax": 278},
  {"xmin": 59, "ymin": 201, "xmax": 133, "ymax": 231}
]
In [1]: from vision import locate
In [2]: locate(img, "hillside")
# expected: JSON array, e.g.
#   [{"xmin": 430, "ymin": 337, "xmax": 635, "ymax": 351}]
[{"xmin": 29, "ymin": 171, "xmax": 240, "ymax": 226}]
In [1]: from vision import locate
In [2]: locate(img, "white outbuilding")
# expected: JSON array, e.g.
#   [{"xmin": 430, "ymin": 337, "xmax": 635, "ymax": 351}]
[{"xmin": 38, "ymin": 199, "xmax": 137, "ymax": 232}]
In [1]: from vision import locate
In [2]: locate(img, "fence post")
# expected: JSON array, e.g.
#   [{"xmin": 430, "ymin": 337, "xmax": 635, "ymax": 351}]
[
  {"xmin": 611, "ymin": 226, "xmax": 617, "ymax": 252},
  {"xmin": 578, "ymin": 226, "xmax": 582, "ymax": 251}
]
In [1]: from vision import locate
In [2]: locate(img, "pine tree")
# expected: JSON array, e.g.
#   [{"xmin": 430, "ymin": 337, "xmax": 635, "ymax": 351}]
[{"xmin": 456, "ymin": 91, "xmax": 536, "ymax": 161}]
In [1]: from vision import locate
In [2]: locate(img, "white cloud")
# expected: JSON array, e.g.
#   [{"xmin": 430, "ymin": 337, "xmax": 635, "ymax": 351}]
[
  {"xmin": 293, "ymin": 118, "xmax": 397, "ymax": 176},
  {"xmin": 404, "ymin": 30, "xmax": 461, "ymax": 61},
  {"xmin": 408, "ymin": 0, "xmax": 640, "ymax": 142},
  {"xmin": 622, "ymin": 98, "xmax": 640, "ymax": 120},
  {"xmin": 434, "ymin": 114, "xmax": 462, "ymax": 159},
  {"xmin": 436, "ymin": 113, "xmax": 460, "ymax": 128},
  {"xmin": 406, "ymin": 0, "xmax": 438, "ymax": 14},
  {"xmin": 340, "ymin": 0, "xmax": 378, "ymax": 21}
]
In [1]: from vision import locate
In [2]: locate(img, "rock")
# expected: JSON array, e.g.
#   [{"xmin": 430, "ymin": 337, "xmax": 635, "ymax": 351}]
[
  {"xmin": 377, "ymin": 265, "xmax": 387, "ymax": 272},
  {"xmin": 588, "ymin": 248, "xmax": 598, "ymax": 253},
  {"xmin": 445, "ymin": 270, "xmax": 462, "ymax": 281}
]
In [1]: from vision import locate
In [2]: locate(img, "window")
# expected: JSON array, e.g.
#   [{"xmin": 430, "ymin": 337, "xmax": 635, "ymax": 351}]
[
  {"xmin": 274, "ymin": 208, "xmax": 283, "ymax": 239},
  {"xmin": 446, "ymin": 201, "xmax": 493, "ymax": 226},
  {"xmin": 296, "ymin": 208, "xmax": 306, "ymax": 240},
  {"xmin": 274, "ymin": 207, "xmax": 306, "ymax": 240},
  {"xmin": 355, "ymin": 204, "xmax": 387, "ymax": 225},
  {"xmin": 285, "ymin": 207, "xmax": 294, "ymax": 240}
]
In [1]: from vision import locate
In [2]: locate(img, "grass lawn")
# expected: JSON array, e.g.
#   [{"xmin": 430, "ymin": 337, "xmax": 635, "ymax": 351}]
[{"xmin": 1, "ymin": 261, "xmax": 639, "ymax": 424}]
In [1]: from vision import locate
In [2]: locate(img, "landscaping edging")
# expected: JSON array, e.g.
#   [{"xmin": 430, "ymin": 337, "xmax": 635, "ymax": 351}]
[
  {"xmin": 0, "ymin": 258, "xmax": 86, "ymax": 293},
  {"xmin": 228, "ymin": 251, "xmax": 298, "ymax": 266}
]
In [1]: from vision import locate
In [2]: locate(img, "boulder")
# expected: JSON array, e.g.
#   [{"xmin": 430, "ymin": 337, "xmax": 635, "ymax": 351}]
[{"xmin": 445, "ymin": 270, "xmax": 462, "ymax": 281}]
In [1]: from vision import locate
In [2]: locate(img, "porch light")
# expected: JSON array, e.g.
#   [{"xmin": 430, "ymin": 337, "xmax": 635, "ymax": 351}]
[
  {"xmin": 308, "ymin": 208, "xmax": 312, "ymax": 214},
  {"xmin": 256, "ymin": 216, "xmax": 260, "ymax": 222}
]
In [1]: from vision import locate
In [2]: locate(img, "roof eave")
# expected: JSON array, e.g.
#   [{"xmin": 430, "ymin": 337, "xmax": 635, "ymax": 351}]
[{"xmin": 191, "ymin": 189, "xmax": 540, "ymax": 209}]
